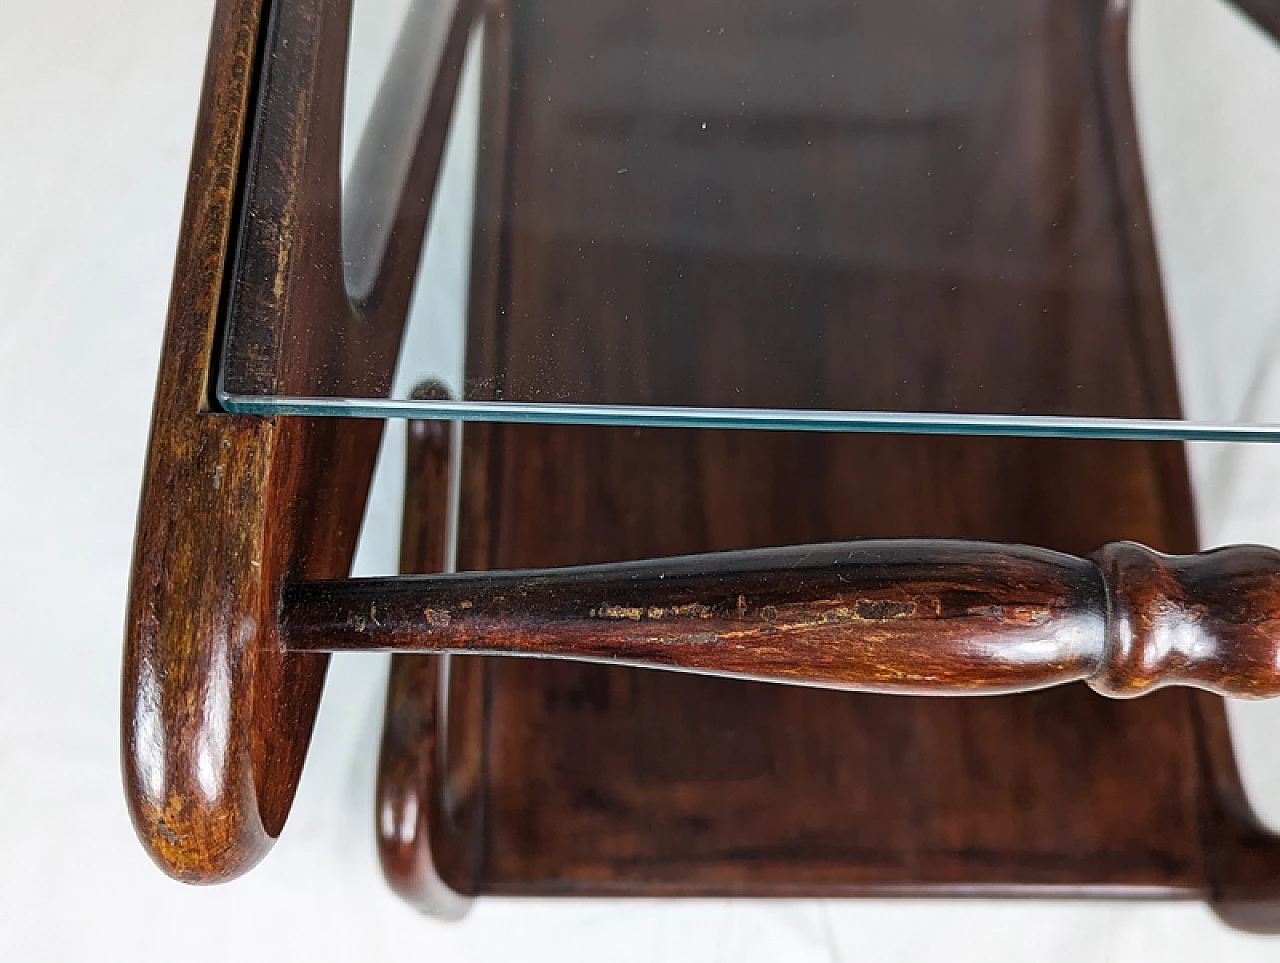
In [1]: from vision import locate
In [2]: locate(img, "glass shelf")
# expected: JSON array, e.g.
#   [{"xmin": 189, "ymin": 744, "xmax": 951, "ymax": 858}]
[{"xmin": 216, "ymin": 0, "xmax": 1280, "ymax": 441}]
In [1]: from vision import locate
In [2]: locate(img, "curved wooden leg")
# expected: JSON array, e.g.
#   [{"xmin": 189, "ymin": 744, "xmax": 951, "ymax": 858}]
[
  {"xmin": 377, "ymin": 654, "xmax": 472, "ymax": 918},
  {"xmin": 1099, "ymin": 2, "xmax": 1280, "ymax": 929},
  {"xmin": 1191, "ymin": 693, "xmax": 1280, "ymax": 932},
  {"xmin": 375, "ymin": 389, "xmax": 472, "ymax": 916}
]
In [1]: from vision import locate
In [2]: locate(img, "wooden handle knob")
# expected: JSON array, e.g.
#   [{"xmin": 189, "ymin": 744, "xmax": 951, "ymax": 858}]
[{"xmin": 1090, "ymin": 542, "xmax": 1280, "ymax": 699}]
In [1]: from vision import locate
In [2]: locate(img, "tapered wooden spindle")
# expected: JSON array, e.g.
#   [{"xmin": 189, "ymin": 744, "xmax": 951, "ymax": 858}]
[{"xmin": 279, "ymin": 539, "xmax": 1280, "ymax": 699}]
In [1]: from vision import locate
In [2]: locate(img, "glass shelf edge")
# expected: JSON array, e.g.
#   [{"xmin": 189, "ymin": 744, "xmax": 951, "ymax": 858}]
[{"xmin": 217, "ymin": 393, "xmax": 1280, "ymax": 442}]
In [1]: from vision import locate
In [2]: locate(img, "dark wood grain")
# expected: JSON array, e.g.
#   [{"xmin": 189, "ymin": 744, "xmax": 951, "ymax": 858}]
[
  {"xmin": 375, "ymin": 385, "xmax": 471, "ymax": 917},
  {"xmin": 122, "ymin": 0, "xmax": 472, "ymax": 882},
  {"xmin": 221, "ymin": 0, "xmax": 476, "ymax": 401},
  {"xmin": 132, "ymin": 0, "xmax": 1280, "ymax": 923},
  {"xmin": 425, "ymin": 431, "xmax": 1221, "ymax": 899},
  {"xmin": 1092, "ymin": 542, "xmax": 1280, "ymax": 698},
  {"xmin": 460, "ymin": 0, "xmax": 1182, "ymax": 420},
  {"xmin": 371, "ymin": 0, "xmax": 1280, "ymax": 925},
  {"xmin": 286, "ymin": 540, "xmax": 1280, "ymax": 700},
  {"xmin": 289, "ymin": 540, "xmax": 1105, "ymax": 694},
  {"xmin": 122, "ymin": 0, "xmax": 337, "ymax": 884}
]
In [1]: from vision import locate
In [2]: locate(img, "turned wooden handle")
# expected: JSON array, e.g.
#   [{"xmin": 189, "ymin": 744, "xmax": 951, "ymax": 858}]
[{"xmin": 282, "ymin": 540, "xmax": 1280, "ymax": 699}]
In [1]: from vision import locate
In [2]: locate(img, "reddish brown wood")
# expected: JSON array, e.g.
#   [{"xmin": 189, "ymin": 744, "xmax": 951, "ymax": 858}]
[
  {"xmin": 371, "ymin": 0, "xmax": 1280, "ymax": 927},
  {"xmin": 287, "ymin": 541, "xmax": 1103, "ymax": 693},
  {"xmin": 375, "ymin": 385, "xmax": 471, "ymax": 917},
  {"xmin": 1188, "ymin": 693, "xmax": 1280, "ymax": 933},
  {"xmin": 130, "ymin": 0, "xmax": 1280, "ymax": 923},
  {"xmin": 220, "ymin": 0, "xmax": 476, "ymax": 400},
  {"xmin": 122, "ymin": 0, "xmax": 334, "ymax": 885},
  {"xmin": 1092, "ymin": 542, "xmax": 1280, "ymax": 698},
  {"xmin": 122, "ymin": 0, "xmax": 472, "ymax": 882},
  {"xmin": 415, "ymin": 434, "xmax": 1230, "ymax": 902},
  {"xmin": 285, "ymin": 540, "xmax": 1280, "ymax": 700},
  {"xmin": 1100, "ymin": 0, "xmax": 1186, "ymax": 425}
]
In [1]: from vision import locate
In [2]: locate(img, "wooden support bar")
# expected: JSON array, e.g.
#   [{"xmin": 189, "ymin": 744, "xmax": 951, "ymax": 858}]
[{"xmin": 282, "ymin": 540, "xmax": 1280, "ymax": 700}]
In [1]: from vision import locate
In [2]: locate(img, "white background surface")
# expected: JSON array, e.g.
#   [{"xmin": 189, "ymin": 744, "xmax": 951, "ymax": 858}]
[{"xmin": 4, "ymin": 0, "xmax": 1280, "ymax": 958}]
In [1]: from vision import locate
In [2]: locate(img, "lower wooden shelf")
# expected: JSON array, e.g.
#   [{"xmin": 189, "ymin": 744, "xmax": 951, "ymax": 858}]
[
  {"xmin": 375, "ymin": 421, "xmax": 1280, "ymax": 930},
  {"xmin": 370, "ymin": 0, "xmax": 1280, "ymax": 928}
]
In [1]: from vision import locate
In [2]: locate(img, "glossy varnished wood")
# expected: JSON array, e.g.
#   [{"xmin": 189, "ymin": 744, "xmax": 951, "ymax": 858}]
[
  {"xmin": 371, "ymin": 0, "xmax": 1280, "ymax": 924},
  {"xmin": 465, "ymin": 0, "xmax": 1183, "ymax": 419},
  {"xmin": 122, "ymin": 0, "xmax": 335, "ymax": 883},
  {"xmin": 122, "ymin": 0, "xmax": 472, "ymax": 881},
  {"xmin": 128, "ymin": 0, "xmax": 1280, "ymax": 922},
  {"xmin": 1092, "ymin": 542, "xmax": 1280, "ymax": 698},
  {"xmin": 417, "ymin": 432, "xmax": 1225, "ymax": 899},
  {"xmin": 221, "ymin": 0, "xmax": 476, "ymax": 400},
  {"xmin": 288, "ymin": 540, "xmax": 1280, "ymax": 700},
  {"xmin": 292, "ymin": 540, "xmax": 1107, "ymax": 694},
  {"xmin": 375, "ymin": 387, "xmax": 471, "ymax": 917}
]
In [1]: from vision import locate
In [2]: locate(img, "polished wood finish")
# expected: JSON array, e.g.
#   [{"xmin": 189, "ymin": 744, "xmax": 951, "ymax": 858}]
[
  {"xmin": 123, "ymin": 0, "xmax": 331, "ymax": 884},
  {"xmin": 221, "ymin": 0, "xmax": 475, "ymax": 400},
  {"xmin": 364, "ymin": 0, "xmax": 1280, "ymax": 927},
  {"xmin": 375, "ymin": 385, "xmax": 471, "ymax": 917},
  {"xmin": 459, "ymin": 0, "xmax": 1189, "ymax": 420},
  {"xmin": 122, "ymin": 0, "xmax": 471, "ymax": 881},
  {"xmin": 126, "ymin": 0, "xmax": 1280, "ymax": 926},
  {"xmin": 1092, "ymin": 542, "xmax": 1280, "ymax": 698},
  {"xmin": 289, "ymin": 540, "xmax": 1107, "ymax": 693},
  {"xmin": 408, "ymin": 429, "xmax": 1237, "ymax": 900},
  {"xmin": 288, "ymin": 540, "xmax": 1280, "ymax": 700}
]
